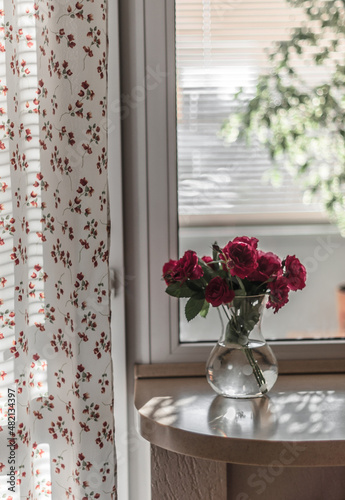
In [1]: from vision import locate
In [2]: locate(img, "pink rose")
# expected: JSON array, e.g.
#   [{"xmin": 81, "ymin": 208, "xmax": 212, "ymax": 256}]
[
  {"xmin": 222, "ymin": 236, "xmax": 258, "ymax": 279},
  {"xmin": 205, "ymin": 277, "xmax": 235, "ymax": 307},
  {"xmin": 248, "ymin": 251, "xmax": 282, "ymax": 282},
  {"xmin": 284, "ymin": 255, "xmax": 307, "ymax": 291},
  {"xmin": 162, "ymin": 259, "xmax": 177, "ymax": 285},
  {"xmin": 266, "ymin": 278, "xmax": 289, "ymax": 313},
  {"xmin": 169, "ymin": 250, "xmax": 203, "ymax": 283}
]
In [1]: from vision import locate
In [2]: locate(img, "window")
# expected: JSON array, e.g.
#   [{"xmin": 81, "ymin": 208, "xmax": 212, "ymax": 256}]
[
  {"xmin": 175, "ymin": 0, "xmax": 325, "ymax": 224},
  {"xmin": 120, "ymin": 5, "xmax": 345, "ymax": 500},
  {"xmin": 175, "ymin": 0, "xmax": 345, "ymax": 344},
  {"xmin": 121, "ymin": 0, "xmax": 345, "ymax": 363}
]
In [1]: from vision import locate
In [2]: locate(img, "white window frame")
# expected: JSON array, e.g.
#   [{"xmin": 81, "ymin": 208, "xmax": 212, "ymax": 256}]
[{"xmin": 121, "ymin": 0, "xmax": 345, "ymax": 365}]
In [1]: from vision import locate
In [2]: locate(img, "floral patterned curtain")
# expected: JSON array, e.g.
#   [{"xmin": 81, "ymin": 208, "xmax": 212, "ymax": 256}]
[{"xmin": 0, "ymin": 0, "xmax": 117, "ymax": 498}]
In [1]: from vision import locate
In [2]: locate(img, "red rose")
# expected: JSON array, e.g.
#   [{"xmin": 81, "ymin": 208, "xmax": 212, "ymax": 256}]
[
  {"xmin": 174, "ymin": 250, "xmax": 203, "ymax": 282},
  {"xmin": 284, "ymin": 255, "xmax": 307, "ymax": 291},
  {"xmin": 248, "ymin": 251, "xmax": 282, "ymax": 282},
  {"xmin": 222, "ymin": 236, "xmax": 258, "ymax": 279},
  {"xmin": 233, "ymin": 236, "xmax": 259, "ymax": 248},
  {"xmin": 162, "ymin": 259, "xmax": 177, "ymax": 285},
  {"xmin": 266, "ymin": 278, "xmax": 289, "ymax": 313},
  {"xmin": 205, "ymin": 277, "xmax": 235, "ymax": 307},
  {"xmin": 165, "ymin": 250, "xmax": 203, "ymax": 283}
]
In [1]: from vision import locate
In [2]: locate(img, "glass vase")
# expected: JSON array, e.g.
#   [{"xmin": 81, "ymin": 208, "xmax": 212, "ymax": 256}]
[{"xmin": 206, "ymin": 295, "xmax": 278, "ymax": 398}]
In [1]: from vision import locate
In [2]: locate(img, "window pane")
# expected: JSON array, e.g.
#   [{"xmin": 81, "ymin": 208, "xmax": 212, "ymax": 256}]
[
  {"xmin": 175, "ymin": 0, "xmax": 327, "ymax": 222},
  {"xmin": 179, "ymin": 226, "xmax": 345, "ymax": 341},
  {"xmin": 175, "ymin": 0, "xmax": 345, "ymax": 342}
]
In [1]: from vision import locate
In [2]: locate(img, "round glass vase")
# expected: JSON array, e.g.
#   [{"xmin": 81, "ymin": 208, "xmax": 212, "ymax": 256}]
[{"xmin": 206, "ymin": 295, "xmax": 278, "ymax": 399}]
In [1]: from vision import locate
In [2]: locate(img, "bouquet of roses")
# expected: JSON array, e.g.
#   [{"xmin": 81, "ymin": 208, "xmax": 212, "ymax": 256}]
[
  {"xmin": 163, "ymin": 236, "xmax": 306, "ymax": 396},
  {"xmin": 162, "ymin": 236, "xmax": 306, "ymax": 322}
]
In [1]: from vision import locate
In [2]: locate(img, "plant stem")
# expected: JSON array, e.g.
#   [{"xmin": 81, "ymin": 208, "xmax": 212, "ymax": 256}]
[
  {"xmin": 243, "ymin": 345, "xmax": 268, "ymax": 395},
  {"xmin": 237, "ymin": 277, "xmax": 246, "ymax": 293},
  {"xmin": 221, "ymin": 304, "xmax": 231, "ymax": 321},
  {"xmin": 217, "ymin": 307, "xmax": 225, "ymax": 333}
]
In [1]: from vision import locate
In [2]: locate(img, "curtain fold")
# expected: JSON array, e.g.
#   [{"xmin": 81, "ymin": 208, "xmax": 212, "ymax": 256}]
[{"xmin": 0, "ymin": 0, "xmax": 117, "ymax": 498}]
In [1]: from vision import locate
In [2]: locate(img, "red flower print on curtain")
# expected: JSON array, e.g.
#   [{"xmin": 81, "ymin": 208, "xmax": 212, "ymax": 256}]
[{"xmin": 0, "ymin": 0, "xmax": 117, "ymax": 498}]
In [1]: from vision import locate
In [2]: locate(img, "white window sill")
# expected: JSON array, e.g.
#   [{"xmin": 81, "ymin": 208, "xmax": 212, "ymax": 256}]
[{"xmin": 135, "ymin": 363, "xmax": 345, "ymax": 466}]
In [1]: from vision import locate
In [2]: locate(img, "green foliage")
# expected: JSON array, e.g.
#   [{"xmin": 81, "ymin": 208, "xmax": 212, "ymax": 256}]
[
  {"xmin": 224, "ymin": 299, "xmax": 262, "ymax": 344},
  {"xmin": 222, "ymin": 0, "xmax": 345, "ymax": 233},
  {"xmin": 199, "ymin": 300, "xmax": 210, "ymax": 318},
  {"xmin": 185, "ymin": 297, "xmax": 207, "ymax": 322},
  {"xmin": 165, "ymin": 282, "xmax": 194, "ymax": 298},
  {"xmin": 198, "ymin": 259, "xmax": 217, "ymax": 280},
  {"xmin": 166, "ymin": 277, "xmax": 208, "ymax": 322}
]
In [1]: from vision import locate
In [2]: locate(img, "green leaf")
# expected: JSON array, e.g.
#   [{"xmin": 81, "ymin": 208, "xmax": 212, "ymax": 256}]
[
  {"xmin": 191, "ymin": 290, "xmax": 205, "ymax": 301},
  {"xmin": 185, "ymin": 297, "xmax": 205, "ymax": 322},
  {"xmin": 186, "ymin": 279, "xmax": 204, "ymax": 292},
  {"xmin": 199, "ymin": 300, "xmax": 210, "ymax": 318},
  {"xmin": 166, "ymin": 282, "xmax": 194, "ymax": 298},
  {"xmin": 198, "ymin": 259, "xmax": 217, "ymax": 281}
]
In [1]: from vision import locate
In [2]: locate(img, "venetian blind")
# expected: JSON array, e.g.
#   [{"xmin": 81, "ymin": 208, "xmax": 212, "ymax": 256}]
[{"xmin": 175, "ymin": 0, "xmax": 330, "ymax": 223}]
